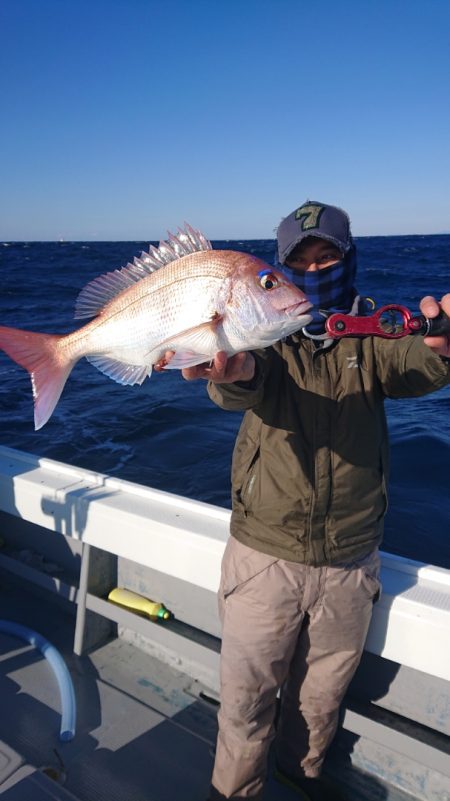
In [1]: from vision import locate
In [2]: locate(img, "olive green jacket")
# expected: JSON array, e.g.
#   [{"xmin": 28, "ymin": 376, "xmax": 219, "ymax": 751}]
[{"xmin": 208, "ymin": 334, "xmax": 450, "ymax": 566}]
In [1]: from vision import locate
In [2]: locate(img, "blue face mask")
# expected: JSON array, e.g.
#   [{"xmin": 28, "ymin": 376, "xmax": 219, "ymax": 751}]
[{"xmin": 279, "ymin": 247, "xmax": 358, "ymax": 334}]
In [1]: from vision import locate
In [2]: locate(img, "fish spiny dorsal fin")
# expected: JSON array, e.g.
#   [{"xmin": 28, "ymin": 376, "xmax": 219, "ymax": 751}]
[{"xmin": 74, "ymin": 223, "xmax": 212, "ymax": 320}]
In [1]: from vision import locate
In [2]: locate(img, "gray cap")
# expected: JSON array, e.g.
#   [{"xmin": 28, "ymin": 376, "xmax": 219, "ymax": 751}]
[{"xmin": 277, "ymin": 201, "xmax": 353, "ymax": 264}]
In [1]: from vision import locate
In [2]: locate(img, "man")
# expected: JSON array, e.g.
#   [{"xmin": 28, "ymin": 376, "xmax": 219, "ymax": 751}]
[{"xmin": 182, "ymin": 201, "xmax": 450, "ymax": 801}]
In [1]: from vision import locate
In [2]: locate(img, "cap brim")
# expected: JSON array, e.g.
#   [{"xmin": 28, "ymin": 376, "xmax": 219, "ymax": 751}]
[{"xmin": 281, "ymin": 232, "xmax": 351, "ymax": 264}]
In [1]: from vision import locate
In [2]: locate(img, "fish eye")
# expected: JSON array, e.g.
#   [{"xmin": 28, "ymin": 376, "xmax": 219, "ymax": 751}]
[{"xmin": 258, "ymin": 270, "xmax": 278, "ymax": 290}]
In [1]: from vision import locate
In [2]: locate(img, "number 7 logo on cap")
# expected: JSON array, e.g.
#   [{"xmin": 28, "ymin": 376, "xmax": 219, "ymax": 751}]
[{"xmin": 295, "ymin": 204, "xmax": 324, "ymax": 231}]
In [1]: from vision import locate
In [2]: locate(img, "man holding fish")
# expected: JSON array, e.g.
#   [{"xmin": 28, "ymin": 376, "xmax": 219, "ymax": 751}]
[
  {"xmin": 0, "ymin": 201, "xmax": 449, "ymax": 801},
  {"xmin": 180, "ymin": 202, "xmax": 450, "ymax": 801}
]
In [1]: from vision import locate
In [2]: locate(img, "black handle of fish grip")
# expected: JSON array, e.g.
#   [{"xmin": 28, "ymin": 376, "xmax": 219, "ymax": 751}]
[{"xmin": 423, "ymin": 310, "xmax": 450, "ymax": 337}]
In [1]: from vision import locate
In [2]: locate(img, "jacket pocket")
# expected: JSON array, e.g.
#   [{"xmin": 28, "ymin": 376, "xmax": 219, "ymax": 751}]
[{"xmin": 237, "ymin": 446, "xmax": 260, "ymax": 509}]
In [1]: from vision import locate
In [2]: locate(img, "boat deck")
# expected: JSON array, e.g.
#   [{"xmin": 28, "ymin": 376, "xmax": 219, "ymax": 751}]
[{"xmin": 0, "ymin": 578, "xmax": 420, "ymax": 801}]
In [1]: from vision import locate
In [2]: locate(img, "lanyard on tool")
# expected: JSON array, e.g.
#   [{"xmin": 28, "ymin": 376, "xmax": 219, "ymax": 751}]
[{"xmin": 326, "ymin": 304, "xmax": 450, "ymax": 340}]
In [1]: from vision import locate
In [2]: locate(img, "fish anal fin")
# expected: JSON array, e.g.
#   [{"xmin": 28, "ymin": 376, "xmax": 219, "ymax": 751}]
[{"xmin": 86, "ymin": 354, "xmax": 151, "ymax": 385}]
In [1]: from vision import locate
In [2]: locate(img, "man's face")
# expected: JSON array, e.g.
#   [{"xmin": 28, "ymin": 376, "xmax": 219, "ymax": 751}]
[{"xmin": 285, "ymin": 237, "xmax": 343, "ymax": 273}]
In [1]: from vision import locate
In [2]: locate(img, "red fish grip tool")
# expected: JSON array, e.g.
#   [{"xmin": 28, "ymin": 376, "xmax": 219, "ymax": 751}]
[{"xmin": 326, "ymin": 304, "xmax": 450, "ymax": 340}]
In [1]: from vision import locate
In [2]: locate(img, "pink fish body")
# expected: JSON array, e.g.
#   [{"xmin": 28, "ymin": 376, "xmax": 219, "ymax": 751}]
[{"xmin": 0, "ymin": 225, "xmax": 312, "ymax": 429}]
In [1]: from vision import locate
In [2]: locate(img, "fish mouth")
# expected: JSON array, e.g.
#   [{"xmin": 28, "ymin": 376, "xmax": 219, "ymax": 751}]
[{"xmin": 284, "ymin": 300, "xmax": 313, "ymax": 317}]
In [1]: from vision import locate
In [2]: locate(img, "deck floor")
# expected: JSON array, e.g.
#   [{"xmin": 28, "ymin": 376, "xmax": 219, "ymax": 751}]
[{"xmin": 0, "ymin": 577, "xmax": 418, "ymax": 801}]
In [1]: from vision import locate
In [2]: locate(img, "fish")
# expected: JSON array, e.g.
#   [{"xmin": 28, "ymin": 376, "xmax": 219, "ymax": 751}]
[{"xmin": 0, "ymin": 224, "xmax": 312, "ymax": 429}]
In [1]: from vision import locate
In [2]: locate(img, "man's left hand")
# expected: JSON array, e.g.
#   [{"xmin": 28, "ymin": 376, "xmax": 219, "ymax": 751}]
[{"xmin": 420, "ymin": 293, "xmax": 450, "ymax": 358}]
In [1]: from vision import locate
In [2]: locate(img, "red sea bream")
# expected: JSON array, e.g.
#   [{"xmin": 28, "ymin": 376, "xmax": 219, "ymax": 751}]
[{"xmin": 0, "ymin": 225, "xmax": 312, "ymax": 429}]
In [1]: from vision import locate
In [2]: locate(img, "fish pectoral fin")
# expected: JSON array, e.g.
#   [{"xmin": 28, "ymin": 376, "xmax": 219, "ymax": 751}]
[
  {"xmin": 86, "ymin": 354, "xmax": 151, "ymax": 385},
  {"xmin": 154, "ymin": 318, "xmax": 223, "ymax": 370},
  {"xmin": 163, "ymin": 350, "xmax": 212, "ymax": 369}
]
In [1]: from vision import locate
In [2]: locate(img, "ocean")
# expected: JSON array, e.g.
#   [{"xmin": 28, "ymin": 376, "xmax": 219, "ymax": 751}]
[{"xmin": 1, "ymin": 236, "xmax": 449, "ymax": 569}]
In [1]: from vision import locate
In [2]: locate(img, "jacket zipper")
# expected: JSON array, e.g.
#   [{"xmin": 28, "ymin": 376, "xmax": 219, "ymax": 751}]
[{"xmin": 305, "ymin": 341, "xmax": 318, "ymax": 547}]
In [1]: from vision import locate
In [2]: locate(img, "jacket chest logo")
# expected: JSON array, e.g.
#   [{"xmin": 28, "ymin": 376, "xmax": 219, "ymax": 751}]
[{"xmin": 346, "ymin": 356, "xmax": 360, "ymax": 369}]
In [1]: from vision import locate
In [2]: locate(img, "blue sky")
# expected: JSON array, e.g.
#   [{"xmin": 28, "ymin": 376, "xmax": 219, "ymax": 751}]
[{"xmin": 1, "ymin": 0, "xmax": 450, "ymax": 240}]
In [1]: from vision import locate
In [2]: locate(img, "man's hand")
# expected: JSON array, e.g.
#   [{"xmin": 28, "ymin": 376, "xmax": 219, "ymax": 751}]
[
  {"xmin": 154, "ymin": 350, "xmax": 256, "ymax": 384},
  {"xmin": 420, "ymin": 293, "xmax": 450, "ymax": 358}
]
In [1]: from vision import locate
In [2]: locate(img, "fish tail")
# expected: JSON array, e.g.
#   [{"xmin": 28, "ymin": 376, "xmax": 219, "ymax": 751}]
[{"xmin": 0, "ymin": 325, "xmax": 75, "ymax": 429}]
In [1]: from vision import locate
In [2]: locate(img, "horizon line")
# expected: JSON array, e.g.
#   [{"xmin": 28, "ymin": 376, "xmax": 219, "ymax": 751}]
[{"xmin": 2, "ymin": 231, "xmax": 450, "ymax": 244}]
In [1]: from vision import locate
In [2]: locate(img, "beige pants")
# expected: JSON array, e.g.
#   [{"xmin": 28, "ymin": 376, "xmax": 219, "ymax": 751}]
[{"xmin": 209, "ymin": 537, "xmax": 381, "ymax": 800}]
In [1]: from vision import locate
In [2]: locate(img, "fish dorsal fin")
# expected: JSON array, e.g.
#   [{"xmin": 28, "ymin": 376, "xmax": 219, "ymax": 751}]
[{"xmin": 74, "ymin": 223, "xmax": 212, "ymax": 320}]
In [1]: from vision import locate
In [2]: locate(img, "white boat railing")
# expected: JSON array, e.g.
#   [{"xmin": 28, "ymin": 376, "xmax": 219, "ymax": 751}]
[{"xmin": 0, "ymin": 444, "xmax": 449, "ymax": 684}]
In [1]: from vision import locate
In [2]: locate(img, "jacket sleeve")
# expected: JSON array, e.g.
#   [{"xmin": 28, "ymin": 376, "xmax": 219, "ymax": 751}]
[
  {"xmin": 207, "ymin": 349, "xmax": 271, "ymax": 411},
  {"xmin": 374, "ymin": 335, "xmax": 450, "ymax": 398}
]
